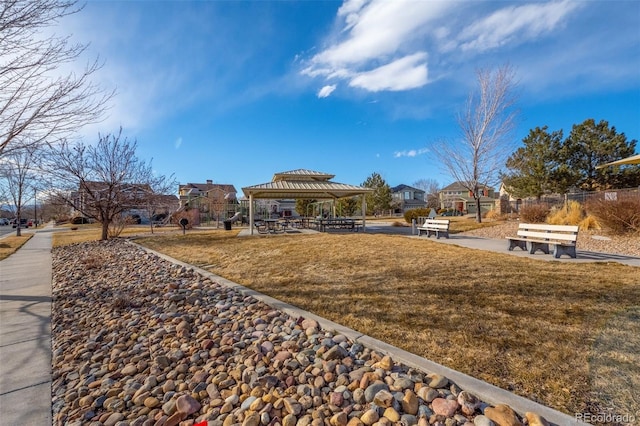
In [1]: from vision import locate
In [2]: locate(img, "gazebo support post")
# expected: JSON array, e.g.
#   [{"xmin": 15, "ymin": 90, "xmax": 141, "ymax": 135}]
[
  {"xmin": 361, "ymin": 195, "xmax": 367, "ymax": 231},
  {"xmin": 249, "ymin": 194, "xmax": 254, "ymax": 235}
]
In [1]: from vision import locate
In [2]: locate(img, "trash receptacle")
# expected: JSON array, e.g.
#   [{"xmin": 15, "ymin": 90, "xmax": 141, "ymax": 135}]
[{"xmin": 223, "ymin": 220, "xmax": 232, "ymax": 231}]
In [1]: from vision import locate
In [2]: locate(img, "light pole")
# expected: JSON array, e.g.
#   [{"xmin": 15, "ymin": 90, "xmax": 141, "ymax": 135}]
[{"xmin": 34, "ymin": 187, "xmax": 37, "ymax": 227}]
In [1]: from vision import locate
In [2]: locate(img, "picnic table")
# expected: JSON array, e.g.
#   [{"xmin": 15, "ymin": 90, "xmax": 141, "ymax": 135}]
[{"xmin": 318, "ymin": 218, "xmax": 361, "ymax": 232}]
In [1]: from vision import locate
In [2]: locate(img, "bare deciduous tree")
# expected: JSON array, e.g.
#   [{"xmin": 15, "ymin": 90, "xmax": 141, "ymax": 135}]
[
  {"xmin": 0, "ymin": 146, "xmax": 39, "ymax": 236},
  {"xmin": 433, "ymin": 65, "xmax": 518, "ymax": 222},
  {"xmin": 47, "ymin": 129, "xmax": 175, "ymax": 240},
  {"xmin": 0, "ymin": 0, "xmax": 113, "ymax": 156},
  {"xmin": 412, "ymin": 178, "xmax": 441, "ymax": 209}
]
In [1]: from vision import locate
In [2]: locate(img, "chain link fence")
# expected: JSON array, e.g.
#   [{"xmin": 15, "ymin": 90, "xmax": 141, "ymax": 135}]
[{"xmin": 500, "ymin": 187, "xmax": 640, "ymax": 214}]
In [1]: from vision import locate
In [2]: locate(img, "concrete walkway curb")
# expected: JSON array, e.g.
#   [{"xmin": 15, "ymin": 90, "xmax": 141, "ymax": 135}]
[
  {"xmin": 138, "ymin": 242, "xmax": 588, "ymax": 426},
  {"xmin": 0, "ymin": 227, "xmax": 54, "ymax": 426}
]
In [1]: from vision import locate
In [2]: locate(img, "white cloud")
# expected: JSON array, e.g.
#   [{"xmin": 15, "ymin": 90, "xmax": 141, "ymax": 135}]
[
  {"xmin": 175, "ymin": 137, "xmax": 183, "ymax": 149},
  {"xmin": 349, "ymin": 53, "xmax": 428, "ymax": 92},
  {"xmin": 337, "ymin": 0, "xmax": 369, "ymax": 30},
  {"xmin": 299, "ymin": 0, "xmax": 451, "ymax": 95},
  {"xmin": 394, "ymin": 147, "xmax": 430, "ymax": 158},
  {"xmin": 317, "ymin": 85, "xmax": 337, "ymax": 98},
  {"xmin": 300, "ymin": 0, "xmax": 590, "ymax": 97},
  {"xmin": 313, "ymin": 1, "xmax": 448, "ymax": 68},
  {"xmin": 454, "ymin": 0, "xmax": 581, "ymax": 52}
]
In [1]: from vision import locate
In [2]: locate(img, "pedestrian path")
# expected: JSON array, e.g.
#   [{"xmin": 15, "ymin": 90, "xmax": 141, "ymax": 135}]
[{"xmin": 0, "ymin": 227, "xmax": 54, "ymax": 426}]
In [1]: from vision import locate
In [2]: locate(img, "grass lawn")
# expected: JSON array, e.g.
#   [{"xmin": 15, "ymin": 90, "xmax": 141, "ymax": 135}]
[
  {"xmin": 131, "ymin": 228, "xmax": 640, "ymax": 418},
  {"xmin": 0, "ymin": 233, "xmax": 34, "ymax": 260},
  {"xmin": 52, "ymin": 223, "xmax": 182, "ymax": 247}
]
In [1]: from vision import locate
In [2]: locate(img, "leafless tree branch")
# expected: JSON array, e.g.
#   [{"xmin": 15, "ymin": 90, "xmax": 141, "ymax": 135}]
[
  {"xmin": 433, "ymin": 65, "xmax": 519, "ymax": 222},
  {"xmin": 0, "ymin": 0, "xmax": 113, "ymax": 156},
  {"xmin": 0, "ymin": 145, "xmax": 39, "ymax": 235},
  {"xmin": 46, "ymin": 129, "xmax": 176, "ymax": 240}
]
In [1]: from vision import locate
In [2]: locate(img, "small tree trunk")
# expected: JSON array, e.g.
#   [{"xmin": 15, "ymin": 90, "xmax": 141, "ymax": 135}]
[
  {"xmin": 101, "ymin": 221, "xmax": 109, "ymax": 240},
  {"xmin": 15, "ymin": 210, "xmax": 22, "ymax": 236},
  {"xmin": 476, "ymin": 197, "xmax": 482, "ymax": 223}
]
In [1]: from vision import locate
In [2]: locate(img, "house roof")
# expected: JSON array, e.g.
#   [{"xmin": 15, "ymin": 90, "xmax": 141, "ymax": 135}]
[
  {"xmin": 242, "ymin": 169, "xmax": 372, "ymax": 200},
  {"xmin": 391, "ymin": 184, "xmax": 424, "ymax": 193},
  {"xmin": 272, "ymin": 169, "xmax": 335, "ymax": 182},
  {"xmin": 441, "ymin": 181, "xmax": 492, "ymax": 191},
  {"xmin": 179, "ymin": 183, "xmax": 237, "ymax": 196}
]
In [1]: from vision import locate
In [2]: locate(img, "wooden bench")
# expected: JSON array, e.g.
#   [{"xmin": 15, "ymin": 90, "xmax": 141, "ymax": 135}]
[
  {"xmin": 417, "ymin": 219, "xmax": 450, "ymax": 239},
  {"xmin": 507, "ymin": 223, "xmax": 579, "ymax": 258}
]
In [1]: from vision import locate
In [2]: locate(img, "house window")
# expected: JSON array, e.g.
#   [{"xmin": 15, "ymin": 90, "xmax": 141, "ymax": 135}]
[{"xmin": 404, "ymin": 191, "xmax": 411, "ymax": 200}]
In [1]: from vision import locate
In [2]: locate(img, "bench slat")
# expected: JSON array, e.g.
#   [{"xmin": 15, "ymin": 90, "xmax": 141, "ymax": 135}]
[
  {"xmin": 516, "ymin": 230, "xmax": 578, "ymax": 242},
  {"xmin": 519, "ymin": 223, "xmax": 579, "ymax": 233},
  {"xmin": 418, "ymin": 224, "xmax": 449, "ymax": 230},
  {"xmin": 423, "ymin": 219, "xmax": 450, "ymax": 225}
]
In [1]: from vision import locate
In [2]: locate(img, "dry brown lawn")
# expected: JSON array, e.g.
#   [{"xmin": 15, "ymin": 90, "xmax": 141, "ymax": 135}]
[
  {"xmin": 86, "ymin": 226, "xmax": 640, "ymax": 417},
  {"xmin": 0, "ymin": 233, "xmax": 33, "ymax": 260},
  {"xmin": 52, "ymin": 223, "xmax": 182, "ymax": 247}
]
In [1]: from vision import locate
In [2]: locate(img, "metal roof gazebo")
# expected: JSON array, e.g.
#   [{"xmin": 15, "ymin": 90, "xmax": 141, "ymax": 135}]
[{"xmin": 241, "ymin": 169, "xmax": 374, "ymax": 235}]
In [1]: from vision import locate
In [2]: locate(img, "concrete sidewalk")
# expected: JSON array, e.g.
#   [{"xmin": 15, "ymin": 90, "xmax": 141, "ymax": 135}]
[{"xmin": 0, "ymin": 227, "xmax": 54, "ymax": 425}]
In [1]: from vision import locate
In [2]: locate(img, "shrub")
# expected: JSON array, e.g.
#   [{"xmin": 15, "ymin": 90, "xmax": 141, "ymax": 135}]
[
  {"xmin": 546, "ymin": 200, "xmax": 600, "ymax": 230},
  {"xmin": 586, "ymin": 197, "xmax": 640, "ymax": 235},
  {"xmin": 579, "ymin": 215, "xmax": 601, "ymax": 231},
  {"xmin": 403, "ymin": 208, "xmax": 431, "ymax": 224},
  {"xmin": 484, "ymin": 209, "xmax": 503, "ymax": 220},
  {"xmin": 520, "ymin": 204, "xmax": 550, "ymax": 223},
  {"xmin": 547, "ymin": 201, "xmax": 583, "ymax": 225},
  {"xmin": 107, "ymin": 215, "xmax": 132, "ymax": 238}
]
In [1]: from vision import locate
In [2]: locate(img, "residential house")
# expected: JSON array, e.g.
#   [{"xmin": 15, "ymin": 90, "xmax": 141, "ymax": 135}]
[
  {"xmin": 439, "ymin": 181, "xmax": 497, "ymax": 214},
  {"xmin": 178, "ymin": 180, "xmax": 237, "ymax": 207},
  {"xmin": 73, "ymin": 181, "xmax": 178, "ymax": 223},
  {"xmin": 391, "ymin": 184, "xmax": 427, "ymax": 213},
  {"xmin": 178, "ymin": 180, "xmax": 238, "ymax": 222}
]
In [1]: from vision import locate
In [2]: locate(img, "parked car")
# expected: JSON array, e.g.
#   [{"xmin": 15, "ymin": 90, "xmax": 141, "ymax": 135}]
[
  {"xmin": 12, "ymin": 218, "xmax": 27, "ymax": 228},
  {"xmin": 0, "ymin": 218, "xmax": 9, "ymax": 226},
  {"xmin": 71, "ymin": 216, "xmax": 90, "ymax": 224}
]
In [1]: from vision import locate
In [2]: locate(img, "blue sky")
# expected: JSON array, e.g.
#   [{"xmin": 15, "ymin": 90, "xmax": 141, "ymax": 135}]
[{"xmin": 66, "ymin": 0, "xmax": 640, "ymax": 193}]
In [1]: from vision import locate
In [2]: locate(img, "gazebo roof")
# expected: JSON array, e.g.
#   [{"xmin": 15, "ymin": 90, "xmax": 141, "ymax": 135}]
[
  {"xmin": 596, "ymin": 153, "xmax": 640, "ymax": 169},
  {"xmin": 242, "ymin": 169, "xmax": 372, "ymax": 199}
]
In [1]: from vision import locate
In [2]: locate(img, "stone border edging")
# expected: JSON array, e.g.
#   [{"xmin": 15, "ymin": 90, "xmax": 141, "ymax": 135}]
[{"xmin": 135, "ymin": 242, "xmax": 588, "ymax": 426}]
